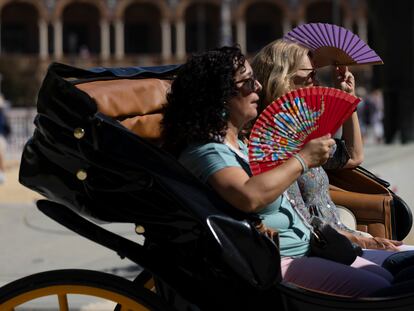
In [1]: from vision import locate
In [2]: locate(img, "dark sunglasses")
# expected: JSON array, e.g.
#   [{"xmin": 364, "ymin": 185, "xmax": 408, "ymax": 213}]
[
  {"xmin": 235, "ymin": 75, "xmax": 259, "ymax": 95},
  {"xmin": 293, "ymin": 68, "xmax": 318, "ymax": 86},
  {"xmin": 299, "ymin": 68, "xmax": 317, "ymax": 80}
]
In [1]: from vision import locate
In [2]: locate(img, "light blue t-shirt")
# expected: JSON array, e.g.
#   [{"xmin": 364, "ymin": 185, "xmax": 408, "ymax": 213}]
[{"xmin": 179, "ymin": 141, "xmax": 311, "ymax": 258}]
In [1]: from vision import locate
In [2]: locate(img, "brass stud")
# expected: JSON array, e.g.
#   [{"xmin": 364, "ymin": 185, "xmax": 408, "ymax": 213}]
[
  {"xmin": 76, "ymin": 169, "xmax": 88, "ymax": 181},
  {"xmin": 74, "ymin": 128, "xmax": 85, "ymax": 139},
  {"xmin": 135, "ymin": 225, "xmax": 145, "ymax": 234}
]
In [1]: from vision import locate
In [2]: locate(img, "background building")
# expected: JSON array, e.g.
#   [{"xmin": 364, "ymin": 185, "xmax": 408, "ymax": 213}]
[
  {"xmin": 0, "ymin": 0, "xmax": 412, "ymax": 143},
  {"xmin": 0, "ymin": 0, "xmax": 369, "ymax": 102},
  {"xmin": 0, "ymin": 0, "xmax": 369, "ymax": 63}
]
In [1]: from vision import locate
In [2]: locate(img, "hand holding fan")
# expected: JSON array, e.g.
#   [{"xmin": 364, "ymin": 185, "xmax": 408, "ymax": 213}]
[
  {"xmin": 248, "ymin": 86, "xmax": 361, "ymax": 175},
  {"xmin": 284, "ymin": 23, "xmax": 383, "ymax": 68}
]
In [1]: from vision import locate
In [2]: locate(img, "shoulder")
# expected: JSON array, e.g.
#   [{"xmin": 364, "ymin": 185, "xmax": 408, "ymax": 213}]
[
  {"xmin": 181, "ymin": 142, "xmax": 234, "ymax": 161},
  {"xmin": 180, "ymin": 142, "xmax": 239, "ymax": 166},
  {"xmin": 179, "ymin": 142, "xmax": 241, "ymax": 183},
  {"xmin": 188, "ymin": 141, "xmax": 230, "ymax": 153}
]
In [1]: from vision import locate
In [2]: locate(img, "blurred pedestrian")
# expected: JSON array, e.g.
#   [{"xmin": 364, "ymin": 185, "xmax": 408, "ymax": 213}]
[
  {"xmin": 355, "ymin": 86, "xmax": 368, "ymax": 141},
  {"xmin": 0, "ymin": 94, "xmax": 10, "ymax": 184},
  {"xmin": 358, "ymin": 88, "xmax": 384, "ymax": 144},
  {"xmin": 366, "ymin": 89, "xmax": 384, "ymax": 143}
]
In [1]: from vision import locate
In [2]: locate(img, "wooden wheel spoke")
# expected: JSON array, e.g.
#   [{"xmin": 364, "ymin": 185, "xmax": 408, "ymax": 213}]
[
  {"xmin": 57, "ymin": 293, "xmax": 69, "ymax": 311},
  {"xmin": 0, "ymin": 270, "xmax": 166, "ymax": 311}
]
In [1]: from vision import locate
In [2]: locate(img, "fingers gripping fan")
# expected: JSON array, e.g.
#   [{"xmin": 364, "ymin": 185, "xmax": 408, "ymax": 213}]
[
  {"xmin": 284, "ymin": 23, "xmax": 383, "ymax": 67},
  {"xmin": 248, "ymin": 87, "xmax": 361, "ymax": 175}
]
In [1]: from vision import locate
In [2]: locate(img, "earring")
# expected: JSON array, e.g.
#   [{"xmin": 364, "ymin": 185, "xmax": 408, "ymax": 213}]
[{"xmin": 222, "ymin": 101, "xmax": 228, "ymax": 118}]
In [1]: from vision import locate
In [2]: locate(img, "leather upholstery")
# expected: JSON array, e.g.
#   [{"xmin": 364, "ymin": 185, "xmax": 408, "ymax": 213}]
[
  {"xmin": 330, "ymin": 189, "xmax": 393, "ymax": 239},
  {"xmin": 327, "ymin": 168, "xmax": 390, "ymax": 195},
  {"xmin": 121, "ymin": 113, "xmax": 163, "ymax": 142},
  {"xmin": 76, "ymin": 78, "xmax": 170, "ymax": 143}
]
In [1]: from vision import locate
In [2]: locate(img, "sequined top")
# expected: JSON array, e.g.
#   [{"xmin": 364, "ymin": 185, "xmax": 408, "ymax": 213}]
[{"xmin": 286, "ymin": 139, "xmax": 361, "ymax": 235}]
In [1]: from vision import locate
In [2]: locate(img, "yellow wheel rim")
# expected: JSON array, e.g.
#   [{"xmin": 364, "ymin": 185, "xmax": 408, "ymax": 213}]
[{"xmin": 0, "ymin": 284, "xmax": 151, "ymax": 311}]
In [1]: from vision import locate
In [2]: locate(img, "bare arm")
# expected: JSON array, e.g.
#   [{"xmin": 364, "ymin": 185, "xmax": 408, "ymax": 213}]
[
  {"xmin": 341, "ymin": 112, "xmax": 364, "ymax": 168},
  {"xmin": 334, "ymin": 66, "xmax": 364, "ymax": 168},
  {"xmin": 208, "ymin": 135, "xmax": 335, "ymax": 213},
  {"xmin": 208, "ymin": 156, "xmax": 303, "ymax": 213}
]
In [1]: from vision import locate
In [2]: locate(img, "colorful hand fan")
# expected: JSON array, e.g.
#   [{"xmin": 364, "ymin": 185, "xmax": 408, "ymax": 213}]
[
  {"xmin": 284, "ymin": 23, "xmax": 383, "ymax": 67},
  {"xmin": 248, "ymin": 86, "xmax": 361, "ymax": 175}
]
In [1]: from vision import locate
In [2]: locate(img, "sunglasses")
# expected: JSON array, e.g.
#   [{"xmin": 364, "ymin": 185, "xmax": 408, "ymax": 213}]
[
  {"xmin": 235, "ymin": 75, "xmax": 259, "ymax": 96},
  {"xmin": 293, "ymin": 68, "xmax": 318, "ymax": 86},
  {"xmin": 299, "ymin": 68, "xmax": 317, "ymax": 79}
]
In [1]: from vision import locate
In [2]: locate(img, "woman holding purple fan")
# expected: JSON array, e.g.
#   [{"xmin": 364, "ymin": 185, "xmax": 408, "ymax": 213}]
[
  {"xmin": 251, "ymin": 36, "xmax": 414, "ymax": 277},
  {"xmin": 160, "ymin": 45, "xmax": 414, "ymax": 298}
]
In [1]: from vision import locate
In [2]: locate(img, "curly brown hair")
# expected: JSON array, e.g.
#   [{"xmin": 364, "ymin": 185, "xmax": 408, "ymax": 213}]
[{"xmin": 161, "ymin": 46, "xmax": 246, "ymax": 156}]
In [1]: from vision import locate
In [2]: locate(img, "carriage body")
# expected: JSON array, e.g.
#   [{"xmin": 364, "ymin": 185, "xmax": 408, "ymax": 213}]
[{"xmin": 3, "ymin": 62, "xmax": 414, "ymax": 310}]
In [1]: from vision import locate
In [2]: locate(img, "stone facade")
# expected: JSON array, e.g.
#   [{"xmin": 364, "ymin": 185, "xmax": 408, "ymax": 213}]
[
  {"xmin": 0, "ymin": 0, "xmax": 371, "ymax": 107},
  {"xmin": 0, "ymin": 0, "xmax": 368, "ymax": 64}
]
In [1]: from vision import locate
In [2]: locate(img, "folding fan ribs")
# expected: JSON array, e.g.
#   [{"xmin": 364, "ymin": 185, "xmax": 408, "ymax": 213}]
[
  {"xmin": 248, "ymin": 86, "xmax": 361, "ymax": 175},
  {"xmin": 284, "ymin": 23, "xmax": 383, "ymax": 67}
]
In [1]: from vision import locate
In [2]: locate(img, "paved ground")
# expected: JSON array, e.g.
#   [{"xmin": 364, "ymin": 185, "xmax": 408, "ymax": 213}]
[
  {"xmin": 362, "ymin": 142, "xmax": 414, "ymax": 245},
  {"xmin": 0, "ymin": 160, "xmax": 143, "ymax": 309},
  {"xmin": 1, "ymin": 141, "xmax": 414, "ymax": 309}
]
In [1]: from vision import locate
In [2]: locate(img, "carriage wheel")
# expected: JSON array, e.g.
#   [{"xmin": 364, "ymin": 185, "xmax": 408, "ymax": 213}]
[{"xmin": 0, "ymin": 269, "xmax": 171, "ymax": 311}]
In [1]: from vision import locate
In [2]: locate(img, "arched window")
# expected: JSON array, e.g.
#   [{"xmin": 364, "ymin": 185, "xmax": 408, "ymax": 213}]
[
  {"xmin": 245, "ymin": 2, "xmax": 283, "ymax": 54},
  {"xmin": 1, "ymin": 3, "xmax": 39, "ymax": 53},
  {"xmin": 124, "ymin": 3, "xmax": 162, "ymax": 54},
  {"xmin": 62, "ymin": 3, "xmax": 100, "ymax": 54},
  {"xmin": 306, "ymin": 1, "xmax": 344, "ymax": 25},
  {"xmin": 185, "ymin": 3, "xmax": 220, "ymax": 53}
]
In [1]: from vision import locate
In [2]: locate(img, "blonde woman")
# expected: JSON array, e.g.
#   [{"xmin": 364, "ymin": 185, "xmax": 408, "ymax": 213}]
[
  {"xmin": 251, "ymin": 39, "xmax": 414, "ymax": 266},
  {"xmin": 162, "ymin": 46, "xmax": 401, "ymax": 297}
]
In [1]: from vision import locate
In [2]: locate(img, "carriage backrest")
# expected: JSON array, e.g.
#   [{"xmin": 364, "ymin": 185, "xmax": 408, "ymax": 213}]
[{"xmin": 75, "ymin": 78, "xmax": 170, "ymax": 142}]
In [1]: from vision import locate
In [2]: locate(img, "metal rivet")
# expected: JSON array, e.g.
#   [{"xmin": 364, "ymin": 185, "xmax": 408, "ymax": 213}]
[
  {"xmin": 76, "ymin": 169, "xmax": 87, "ymax": 181},
  {"xmin": 135, "ymin": 225, "xmax": 145, "ymax": 234},
  {"xmin": 74, "ymin": 128, "xmax": 85, "ymax": 139}
]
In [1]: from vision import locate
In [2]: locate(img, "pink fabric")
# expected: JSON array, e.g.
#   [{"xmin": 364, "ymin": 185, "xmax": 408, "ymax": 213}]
[
  {"xmin": 397, "ymin": 244, "xmax": 414, "ymax": 251},
  {"xmin": 281, "ymin": 256, "xmax": 393, "ymax": 297}
]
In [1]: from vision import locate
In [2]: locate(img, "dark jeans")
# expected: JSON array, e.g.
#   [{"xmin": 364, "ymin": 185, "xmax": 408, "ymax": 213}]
[
  {"xmin": 382, "ymin": 251, "xmax": 414, "ymax": 281},
  {"xmin": 369, "ymin": 251, "xmax": 414, "ymax": 297}
]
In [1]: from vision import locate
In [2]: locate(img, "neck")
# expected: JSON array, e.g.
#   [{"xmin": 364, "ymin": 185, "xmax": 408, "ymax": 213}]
[{"xmin": 225, "ymin": 123, "xmax": 239, "ymax": 148}]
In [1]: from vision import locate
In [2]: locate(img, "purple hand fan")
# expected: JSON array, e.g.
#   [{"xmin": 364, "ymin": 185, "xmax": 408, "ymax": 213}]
[{"xmin": 284, "ymin": 23, "xmax": 383, "ymax": 67}]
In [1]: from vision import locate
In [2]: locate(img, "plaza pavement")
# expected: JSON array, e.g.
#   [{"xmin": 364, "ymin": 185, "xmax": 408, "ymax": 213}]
[
  {"xmin": 0, "ymin": 159, "xmax": 143, "ymax": 310},
  {"xmin": 1, "ymin": 141, "xmax": 414, "ymax": 309}
]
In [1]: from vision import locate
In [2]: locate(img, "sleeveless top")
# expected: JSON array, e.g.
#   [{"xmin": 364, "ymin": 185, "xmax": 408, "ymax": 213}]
[{"xmin": 286, "ymin": 139, "xmax": 361, "ymax": 235}]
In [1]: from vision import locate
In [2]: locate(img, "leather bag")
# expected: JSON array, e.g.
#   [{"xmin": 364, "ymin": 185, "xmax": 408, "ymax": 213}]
[{"xmin": 308, "ymin": 217, "xmax": 362, "ymax": 265}]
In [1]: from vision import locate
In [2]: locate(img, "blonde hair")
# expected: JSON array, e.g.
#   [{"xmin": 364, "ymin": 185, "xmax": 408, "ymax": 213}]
[{"xmin": 251, "ymin": 39, "xmax": 310, "ymax": 111}]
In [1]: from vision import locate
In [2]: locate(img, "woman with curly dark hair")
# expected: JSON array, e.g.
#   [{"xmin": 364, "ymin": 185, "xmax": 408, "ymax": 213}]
[
  {"xmin": 161, "ymin": 46, "xmax": 395, "ymax": 297},
  {"xmin": 162, "ymin": 46, "xmax": 246, "ymax": 156}
]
